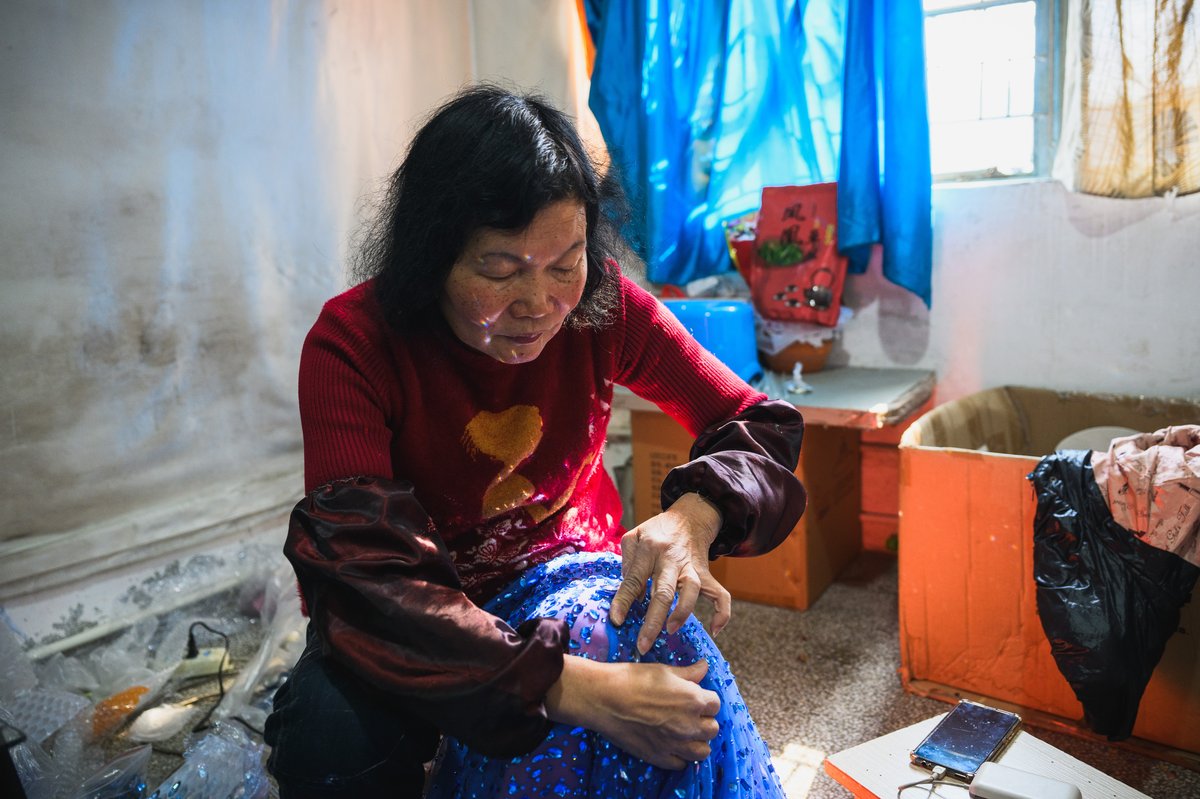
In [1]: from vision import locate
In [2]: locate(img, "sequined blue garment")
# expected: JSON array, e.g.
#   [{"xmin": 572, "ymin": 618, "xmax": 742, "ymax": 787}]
[{"xmin": 425, "ymin": 552, "xmax": 785, "ymax": 798}]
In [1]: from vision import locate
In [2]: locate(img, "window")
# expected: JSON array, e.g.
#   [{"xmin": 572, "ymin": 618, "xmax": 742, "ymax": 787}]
[{"xmin": 924, "ymin": 0, "xmax": 1059, "ymax": 181}]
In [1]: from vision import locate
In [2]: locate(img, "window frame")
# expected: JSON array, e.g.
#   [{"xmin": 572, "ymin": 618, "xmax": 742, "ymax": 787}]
[{"xmin": 923, "ymin": 0, "xmax": 1062, "ymax": 184}]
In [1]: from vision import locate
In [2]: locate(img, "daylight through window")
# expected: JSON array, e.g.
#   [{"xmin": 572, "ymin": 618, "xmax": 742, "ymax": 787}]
[{"xmin": 924, "ymin": 0, "xmax": 1057, "ymax": 181}]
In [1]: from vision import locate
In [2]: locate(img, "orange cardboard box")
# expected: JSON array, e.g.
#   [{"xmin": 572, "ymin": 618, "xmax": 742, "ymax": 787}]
[
  {"xmin": 897, "ymin": 386, "xmax": 1200, "ymax": 761},
  {"xmin": 630, "ymin": 409, "xmax": 861, "ymax": 610}
]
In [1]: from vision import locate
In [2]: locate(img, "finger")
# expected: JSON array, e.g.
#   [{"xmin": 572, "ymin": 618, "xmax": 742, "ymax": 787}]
[
  {"xmin": 619, "ymin": 530, "xmax": 639, "ymax": 581},
  {"xmin": 609, "ymin": 573, "xmax": 641, "ymax": 627},
  {"xmin": 678, "ymin": 741, "xmax": 712, "ymax": 761},
  {"xmin": 676, "ymin": 661, "xmax": 721, "ymax": 716},
  {"xmin": 609, "ymin": 574, "xmax": 647, "ymax": 627},
  {"xmin": 666, "ymin": 569, "xmax": 701, "ymax": 634},
  {"xmin": 678, "ymin": 658, "xmax": 709, "ymax": 684},
  {"xmin": 637, "ymin": 565, "xmax": 680, "ymax": 654},
  {"xmin": 654, "ymin": 753, "xmax": 689, "ymax": 771},
  {"xmin": 698, "ymin": 687, "xmax": 721, "ymax": 717},
  {"xmin": 610, "ymin": 535, "xmax": 645, "ymax": 626},
  {"xmin": 704, "ymin": 576, "xmax": 733, "ymax": 637},
  {"xmin": 676, "ymin": 716, "xmax": 721, "ymax": 743}
]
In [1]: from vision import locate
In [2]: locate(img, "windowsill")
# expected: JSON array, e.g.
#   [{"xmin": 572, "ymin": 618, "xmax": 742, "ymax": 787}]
[{"xmin": 933, "ymin": 174, "xmax": 1054, "ymax": 190}]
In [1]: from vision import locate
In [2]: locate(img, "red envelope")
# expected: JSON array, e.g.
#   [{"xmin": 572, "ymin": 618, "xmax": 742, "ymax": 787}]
[{"xmin": 749, "ymin": 183, "xmax": 847, "ymax": 327}]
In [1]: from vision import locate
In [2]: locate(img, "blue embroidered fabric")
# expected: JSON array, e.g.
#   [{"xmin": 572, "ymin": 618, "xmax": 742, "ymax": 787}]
[{"xmin": 425, "ymin": 552, "xmax": 785, "ymax": 798}]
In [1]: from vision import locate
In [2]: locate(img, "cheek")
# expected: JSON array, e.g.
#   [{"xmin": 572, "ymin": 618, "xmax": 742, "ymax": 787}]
[
  {"xmin": 559, "ymin": 274, "xmax": 588, "ymax": 309},
  {"xmin": 450, "ymin": 280, "xmax": 509, "ymax": 321}
]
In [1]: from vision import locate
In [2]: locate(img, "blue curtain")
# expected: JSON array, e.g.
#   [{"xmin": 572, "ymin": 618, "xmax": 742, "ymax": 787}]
[
  {"xmin": 585, "ymin": 0, "xmax": 932, "ymax": 305},
  {"xmin": 585, "ymin": 0, "xmax": 845, "ymax": 286},
  {"xmin": 838, "ymin": 0, "xmax": 932, "ymax": 306}
]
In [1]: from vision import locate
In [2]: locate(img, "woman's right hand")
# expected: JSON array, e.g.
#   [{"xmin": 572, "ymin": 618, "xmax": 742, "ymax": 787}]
[{"xmin": 544, "ymin": 656, "xmax": 721, "ymax": 770}]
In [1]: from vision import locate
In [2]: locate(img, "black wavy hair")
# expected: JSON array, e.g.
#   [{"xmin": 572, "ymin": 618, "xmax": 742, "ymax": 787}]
[{"xmin": 352, "ymin": 84, "xmax": 629, "ymax": 330}]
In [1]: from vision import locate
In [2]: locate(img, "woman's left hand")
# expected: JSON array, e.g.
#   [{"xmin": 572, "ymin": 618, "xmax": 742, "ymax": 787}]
[{"xmin": 610, "ymin": 492, "xmax": 732, "ymax": 654}]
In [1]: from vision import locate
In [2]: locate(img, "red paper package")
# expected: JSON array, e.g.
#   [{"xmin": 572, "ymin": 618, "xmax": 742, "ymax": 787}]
[{"xmin": 749, "ymin": 183, "xmax": 848, "ymax": 326}]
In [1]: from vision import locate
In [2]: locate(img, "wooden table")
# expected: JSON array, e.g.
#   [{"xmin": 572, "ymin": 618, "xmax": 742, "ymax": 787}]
[
  {"xmin": 615, "ymin": 366, "xmax": 935, "ymax": 609},
  {"xmin": 824, "ymin": 713, "xmax": 1150, "ymax": 799},
  {"xmin": 614, "ymin": 366, "xmax": 935, "ymax": 429}
]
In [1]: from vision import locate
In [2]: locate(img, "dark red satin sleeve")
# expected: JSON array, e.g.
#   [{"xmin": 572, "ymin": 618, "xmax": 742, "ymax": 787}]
[
  {"xmin": 283, "ymin": 476, "xmax": 570, "ymax": 757},
  {"xmin": 659, "ymin": 399, "xmax": 807, "ymax": 559}
]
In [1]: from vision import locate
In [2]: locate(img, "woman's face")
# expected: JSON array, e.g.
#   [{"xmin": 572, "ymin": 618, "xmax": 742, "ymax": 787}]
[{"xmin": 440, "ymin": 199, "xmax": 588, "ymax": 364}]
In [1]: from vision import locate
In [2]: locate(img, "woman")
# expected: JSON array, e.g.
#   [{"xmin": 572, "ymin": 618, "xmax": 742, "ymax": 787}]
[{"xmin": 264, "ymin": 85, "xmax": 807, "ymax": 798}]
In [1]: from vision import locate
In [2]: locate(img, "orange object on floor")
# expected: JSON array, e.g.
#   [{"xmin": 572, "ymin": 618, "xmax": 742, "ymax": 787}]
[{"xmin": 92, "ymin": 683, "xmax": 150, "ymax": 738}]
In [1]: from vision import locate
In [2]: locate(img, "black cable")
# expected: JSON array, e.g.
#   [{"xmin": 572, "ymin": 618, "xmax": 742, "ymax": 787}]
[
  {"xmin": 228, "ymin": 714, "xmax": 265, "ymax": 737},
  {"xmin": 180, "ymin": 621, "xmax": 270, "ymax": 739},
  {"xmin": 185, "ymin": 621, "xmax": 231, "ymax": 733}
]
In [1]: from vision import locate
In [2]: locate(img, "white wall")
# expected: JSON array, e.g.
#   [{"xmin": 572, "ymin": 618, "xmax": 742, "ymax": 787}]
[
  {"xmin": 0, "ymin": 0, "xmax": 477, "ymax": 544},
  {"xmin": 0, "ymin": 0, "xmax": 594, "ymax": 649},
  {"xmin": 837, "ymin": 179, "xmax": 1200, "ymax": 403},
  {"xmin": 0, "ymin": 0, "xmax": 477, "ymax": 646}
]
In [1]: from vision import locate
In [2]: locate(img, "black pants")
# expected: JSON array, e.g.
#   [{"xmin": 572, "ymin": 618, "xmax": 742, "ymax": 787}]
[{"xmin": 264, "ymin": 625, "xmax": 440, "ymax": 798}]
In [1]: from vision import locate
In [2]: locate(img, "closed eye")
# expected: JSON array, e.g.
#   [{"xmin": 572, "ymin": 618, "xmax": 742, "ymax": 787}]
[{"xmin": 553, "ymin": 257, "xmax": 585, "ymax": 276}]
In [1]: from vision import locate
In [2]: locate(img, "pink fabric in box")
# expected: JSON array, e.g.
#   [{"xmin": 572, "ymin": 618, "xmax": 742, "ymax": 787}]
[{"xmin": 1092, "ymin": 425, "xmax": 1200, "ymax": 567}]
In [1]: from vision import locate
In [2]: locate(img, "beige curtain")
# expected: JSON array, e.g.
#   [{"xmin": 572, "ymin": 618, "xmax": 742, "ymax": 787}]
[{"xmin": 1054, "ymin": 0, "xmax": 1200, "ymax": 197}]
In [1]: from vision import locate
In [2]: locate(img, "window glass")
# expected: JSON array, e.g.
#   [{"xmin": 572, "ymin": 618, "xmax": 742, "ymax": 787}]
[{"xmin": 924, "ymin": 0, "xmax": 1050, "ymax": 180}]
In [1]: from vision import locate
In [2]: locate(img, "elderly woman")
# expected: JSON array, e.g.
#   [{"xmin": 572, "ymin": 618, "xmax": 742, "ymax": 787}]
[{"xmin": 263, "ymin": 85, "xmax": 807, "ymax": 798}]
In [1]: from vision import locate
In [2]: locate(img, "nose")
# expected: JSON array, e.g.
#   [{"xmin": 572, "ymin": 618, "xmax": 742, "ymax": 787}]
[{"xmin": 511, "ymin": 273, "xmax": 557, "ymax": 318}]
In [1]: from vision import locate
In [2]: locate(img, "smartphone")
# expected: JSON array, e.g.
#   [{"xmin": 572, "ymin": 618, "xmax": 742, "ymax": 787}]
[{"xmin": 910, "ymin": 700, "xmax": 1022, "ymax": 781}]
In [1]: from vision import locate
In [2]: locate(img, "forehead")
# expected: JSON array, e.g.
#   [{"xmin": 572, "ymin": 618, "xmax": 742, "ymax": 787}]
[{"xmin": 466, "ymin": 200, "xmax": 586, "ymax": 254}]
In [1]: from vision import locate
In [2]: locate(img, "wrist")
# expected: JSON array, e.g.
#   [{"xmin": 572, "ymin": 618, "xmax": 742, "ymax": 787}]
[
  {"xmin": 669, "ymin": 492, "xmax": 722, "ymax": 548},
  {"xmin": 545, "ymin": 656, "xmax": 609, "ymax": 729}
]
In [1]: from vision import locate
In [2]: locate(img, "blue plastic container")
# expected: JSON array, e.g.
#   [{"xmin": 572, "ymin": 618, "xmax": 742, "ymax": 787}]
[{"xmin": 662, "ymin": 298, "xmax": 762, "ymax": 384}]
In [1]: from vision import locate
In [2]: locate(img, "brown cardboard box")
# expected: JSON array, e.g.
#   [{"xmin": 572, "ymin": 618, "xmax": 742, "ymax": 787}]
[
  {"xmin": 630, "ymin": 410, "xmax": 861, "ymax": 610},
  {"xmin": 897, "ymin": 386, "xmax": 1200, "ymax": 760}
]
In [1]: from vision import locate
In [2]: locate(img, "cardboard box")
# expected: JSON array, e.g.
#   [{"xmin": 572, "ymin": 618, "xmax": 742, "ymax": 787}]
[
  {"xmin": 630, "ymin": 410, "xmax": 861, "ymax": 610},
  {"xmin": 897, "ymin": 386, "xmax": 1200, "ymax": 760}
]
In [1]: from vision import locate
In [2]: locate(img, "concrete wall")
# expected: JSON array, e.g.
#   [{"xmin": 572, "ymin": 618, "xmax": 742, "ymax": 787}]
[
  {"xmin": 0, "ymin": 0, "xmax": 593, "ymax": 650},
  {"xmin": 837, "ymin": 179, "xmax": 1200, "ymax": 402}
]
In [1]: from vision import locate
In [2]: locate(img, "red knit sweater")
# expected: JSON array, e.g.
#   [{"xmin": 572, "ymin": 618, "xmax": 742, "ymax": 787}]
[{"xmin": 298, "ymin": 273, "xmax": 763, "ymax": 603}]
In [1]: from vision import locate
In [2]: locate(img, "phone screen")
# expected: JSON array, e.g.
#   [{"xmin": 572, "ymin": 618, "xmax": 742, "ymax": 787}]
[{"xmin": 910, "ymin": 701, "xmax": 1021, "ymax": 779}]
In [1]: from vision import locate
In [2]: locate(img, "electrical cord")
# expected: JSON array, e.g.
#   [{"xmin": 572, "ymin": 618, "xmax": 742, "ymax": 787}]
[
  {"xmin": 228, "ymin": 713, "xmax": 265, "ymax": 737},
  {"xmin": 185, "ymin": 621, "xmax": 230, "ymax": 733},
  {"xmin": 897, "ymin": 765, "xmax": 970, "ymax": 798},
  {"xmin": 182, "ymin": 621, "xmax": 266, "ymax": 738}
]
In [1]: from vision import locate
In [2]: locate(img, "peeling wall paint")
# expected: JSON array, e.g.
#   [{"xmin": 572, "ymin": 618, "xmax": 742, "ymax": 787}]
[
  {"xmin": 7, "ymin": 536, "xmax": 286, "ymax": 658},
  {"xmin": 0, "ymin": 0, "xmax": 473, "ymax": 543},
  {"xmin": 0, "ymin": 0, "xmax": 590, "ymax": 645}
]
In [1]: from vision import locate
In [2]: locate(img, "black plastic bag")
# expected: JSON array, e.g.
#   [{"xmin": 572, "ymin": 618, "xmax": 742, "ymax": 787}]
[{"xmin": 1029, "ymin": 450, "xmax": 1199, "ymax": 740}]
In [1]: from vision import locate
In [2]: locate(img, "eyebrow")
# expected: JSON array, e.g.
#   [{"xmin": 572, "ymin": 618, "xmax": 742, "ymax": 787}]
[{"xmin": 478, "ymin": 239, "xmax": 586, "ymax": 265}]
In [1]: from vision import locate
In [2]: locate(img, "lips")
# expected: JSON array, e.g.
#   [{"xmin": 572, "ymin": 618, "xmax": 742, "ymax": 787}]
[{"xmin": 500, "ymin": 332, "xmax": 545, "ymax": 345}]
